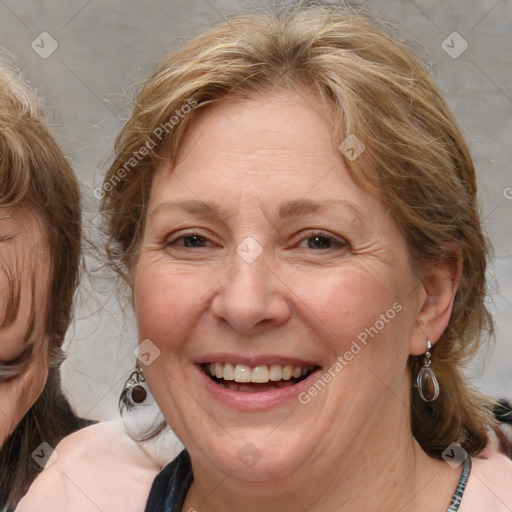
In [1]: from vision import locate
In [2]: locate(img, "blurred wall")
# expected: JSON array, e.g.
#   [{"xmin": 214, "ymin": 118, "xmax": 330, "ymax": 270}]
[{"xmin": 0, "ymin": 0, "xmax": 510, "ymax": 420}]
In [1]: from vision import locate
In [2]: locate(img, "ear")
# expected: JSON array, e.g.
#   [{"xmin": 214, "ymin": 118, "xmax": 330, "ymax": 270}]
[{"xmin": 410, "ymin": 244, "xmax": 462, "ymax": 356}]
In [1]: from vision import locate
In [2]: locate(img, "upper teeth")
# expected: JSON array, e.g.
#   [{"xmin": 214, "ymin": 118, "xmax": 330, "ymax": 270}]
[{"xmin": 208, "ymin": 362, "xmax": 312, "ymax": 383}]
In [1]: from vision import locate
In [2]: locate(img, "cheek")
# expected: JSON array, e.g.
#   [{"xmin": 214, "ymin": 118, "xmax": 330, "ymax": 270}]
[
  {"xmin": 133, "ymin": 260, "xmax": 214, "ymax": 352},
  {"xmin": 282, "ymin": 264, "xmax": 416, "ymax": 394},
  {"xmin": 282, "ymin": 265, "xmax": 407, "ymax": 344}
]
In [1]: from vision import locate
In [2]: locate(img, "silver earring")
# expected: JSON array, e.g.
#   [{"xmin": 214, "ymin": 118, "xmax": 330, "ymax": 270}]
[
  {"xmin": 119, "ymin": 364, "xmax": 184, "ymax": 467},
  {"xmin": 119, "ymin": 363, "xmax": 168, "ymax": 446},
  {"xmin": 417, "ymin": 339, "xmax": 440, "ymax": 402}
]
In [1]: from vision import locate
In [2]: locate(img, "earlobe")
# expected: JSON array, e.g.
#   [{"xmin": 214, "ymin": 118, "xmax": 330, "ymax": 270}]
[{"xmin": 410, "ymin": 245, "xmax": 462, "ymax": 356}]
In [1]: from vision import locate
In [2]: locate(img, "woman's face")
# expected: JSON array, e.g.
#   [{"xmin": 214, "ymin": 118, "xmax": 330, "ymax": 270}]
[
  {"xmin": 134, "ymin": 91, "xmax": 428, "ymax": 480},
  {"xmin": 0, "ymin": 207, "xmax": 51, "ymax": 443}
]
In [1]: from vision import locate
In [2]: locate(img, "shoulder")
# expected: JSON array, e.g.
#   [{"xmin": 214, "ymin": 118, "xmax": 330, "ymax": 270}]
[
  {"xmin": 461, "ymin": 440, "xmax": 512, "ymax": 512},
  {"xmin": 16, "ymin": 419, "xmax": 175, "ymax": 512}
]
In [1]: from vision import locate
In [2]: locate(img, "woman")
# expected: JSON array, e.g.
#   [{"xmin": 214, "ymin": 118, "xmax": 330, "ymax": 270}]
[
  {"xmin": 20, "ymin": 4, "xmax": 512, "ymax": 511},
  {"xmin": 0, "ymin": 57, "xmax": 88, "ymax": 510}
]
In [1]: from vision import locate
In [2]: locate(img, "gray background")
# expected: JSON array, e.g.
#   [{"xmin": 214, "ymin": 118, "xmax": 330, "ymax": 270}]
[{"xmin": 0, "ymin": 0, "xmax": 510, "ymax": 421}]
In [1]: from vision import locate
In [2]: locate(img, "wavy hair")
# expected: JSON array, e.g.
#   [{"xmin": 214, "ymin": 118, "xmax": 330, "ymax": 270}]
[{"xmin": 0, "ymin": 54, "xmax": 84, "ymax": 509}]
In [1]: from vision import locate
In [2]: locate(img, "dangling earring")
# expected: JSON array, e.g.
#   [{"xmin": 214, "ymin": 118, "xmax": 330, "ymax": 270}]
[
  {"xmin": 119, "ymin": 365, "xmax": 147, "ymax": 408},
  {"xmin": 416, "ymin": 339, "xmax": 440, "ymax": 402},
  {"xmin": 118, "ymin": 362, "xmax": 183, "ymax": 466},
  {"xmin": 119, "ymin": 364, "xmax": 165, "ymax": 440}
]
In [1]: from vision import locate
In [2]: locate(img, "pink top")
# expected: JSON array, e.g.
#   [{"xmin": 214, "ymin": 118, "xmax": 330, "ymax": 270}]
[
  {"xmin": 459, "ymin": 439, "xmax": 512, "ymax": 511},
  {"xmin": 16, "ymin": 421, "xmax": 512, "ymax": 512}
]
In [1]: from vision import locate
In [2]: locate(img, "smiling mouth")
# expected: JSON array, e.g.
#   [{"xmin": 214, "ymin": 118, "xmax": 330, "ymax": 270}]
[{"xmin": 201, "ymin": 362, "xmax": 321, "ymax": 392}]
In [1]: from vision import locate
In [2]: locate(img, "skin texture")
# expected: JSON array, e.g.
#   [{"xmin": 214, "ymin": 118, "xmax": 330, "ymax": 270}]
[
  {"xmin": 133, "ymin": 90, "xmax": 464, "ymax": 512},
  {"xmin": 0, "ymin": 207, "xmax": 50, "ymax": 445}
]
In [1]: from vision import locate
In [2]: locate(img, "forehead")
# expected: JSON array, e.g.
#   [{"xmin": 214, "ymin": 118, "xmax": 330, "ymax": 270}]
[
  {"xmin": 150, "ymin": 91, "xmax": 383, "ymax": 220},
  {"xmin": 173, "ymin": 91, "xmax": 337, "ymax": 172},
  {"xmin": 0, "ymin": 206, "xmax": 46, "ymax": 236}
]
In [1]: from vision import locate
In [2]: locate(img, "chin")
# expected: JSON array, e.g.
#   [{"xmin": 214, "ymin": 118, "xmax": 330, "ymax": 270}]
[{"xmin": 189, "ymin": 427, "xmax": 311, "ymax": 483}]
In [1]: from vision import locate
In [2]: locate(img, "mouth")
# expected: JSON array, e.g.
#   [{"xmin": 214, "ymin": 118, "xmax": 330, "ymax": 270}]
[{"xmin": 201, "ymin": 362, "xmax": 321, "ymax": 393}]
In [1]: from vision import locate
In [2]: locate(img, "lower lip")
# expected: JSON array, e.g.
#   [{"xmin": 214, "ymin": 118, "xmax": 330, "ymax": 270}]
[{"xmin": 196, "ymin": 365, "xmax": 321, "ymax": 410}]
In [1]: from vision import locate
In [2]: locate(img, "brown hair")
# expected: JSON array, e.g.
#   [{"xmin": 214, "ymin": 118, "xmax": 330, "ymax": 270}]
[
  {"xmin": 101, "ymin": 4, "xmax": 497, "ymax": 457},
  {"xmin": 0, "ymin": 55, "xmax": 84, "ymax": 509}
]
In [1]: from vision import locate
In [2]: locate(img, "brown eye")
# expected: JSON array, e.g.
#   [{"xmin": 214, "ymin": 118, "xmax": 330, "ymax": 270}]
[
  {"xmin": 297, "ymin": 231, "xmax": 348, "ymax": 251},
  {"xmin": 166, "ymin": 231, "xmax": 213, "ymax": 249},
  {"xmin": 181, "ymin": 235, "xmax": 208, "ymax": 248},
  {"xmin": 307, "ymin": 235, "xmax": 335, "ymax": 250}
]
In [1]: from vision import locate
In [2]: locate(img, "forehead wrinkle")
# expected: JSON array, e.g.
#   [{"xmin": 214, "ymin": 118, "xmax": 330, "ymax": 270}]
[{"xmin": 148, "ymin": 197, "xmax": 368, "ymax": 233}]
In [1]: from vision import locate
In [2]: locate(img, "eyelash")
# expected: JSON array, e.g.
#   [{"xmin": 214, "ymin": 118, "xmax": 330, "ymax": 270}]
[{"xmin": 165, "ymin": 229, "xmax": 348, "ymax": 251}]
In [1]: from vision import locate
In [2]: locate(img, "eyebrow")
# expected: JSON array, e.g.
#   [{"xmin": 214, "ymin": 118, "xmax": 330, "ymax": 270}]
[
  {"xmin": 278, "ymin": 199, "xmax": 362, "ymax": 219},
  {"xmin": 149, "ymin": 198, "xmax": 363, "ymax": 222}
]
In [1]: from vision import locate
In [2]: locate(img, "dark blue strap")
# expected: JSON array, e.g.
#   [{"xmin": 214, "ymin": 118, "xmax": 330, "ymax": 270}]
[
  {"xmin": 446, "ymin": 457, "xmax": 471, "ymax": 512},
  {"xmin": 144, "ymin": 451, "xmax": 193, "ymax": 512}
]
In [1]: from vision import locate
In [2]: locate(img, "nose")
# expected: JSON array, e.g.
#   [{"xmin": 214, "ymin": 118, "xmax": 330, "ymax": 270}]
[{"xmin": 210, "ymin": 250, "xmax": 291, "ymax": 335}]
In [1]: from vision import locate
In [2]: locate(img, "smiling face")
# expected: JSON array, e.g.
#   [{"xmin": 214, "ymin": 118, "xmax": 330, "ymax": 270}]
[
  {"xmin": 133, "ymin": 90, "xmax": 427, "ymax": 482},
  {"xmin": 0, "ymin": 207, "xmax": 51, "ymax": 443}
]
